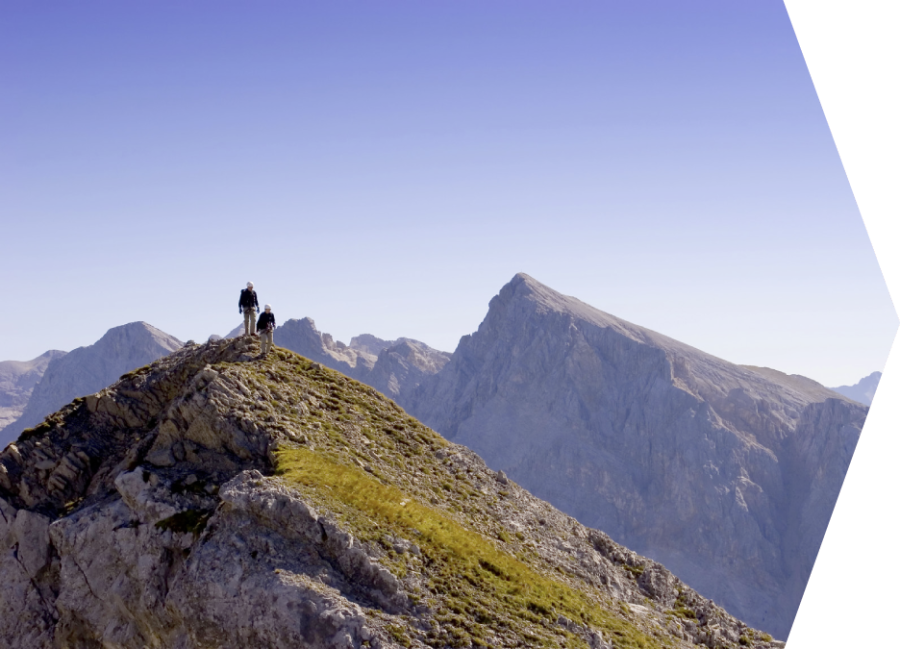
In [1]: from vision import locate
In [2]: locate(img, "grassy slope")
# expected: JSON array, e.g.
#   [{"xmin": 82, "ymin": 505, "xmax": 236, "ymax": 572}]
[
  {"xmin": 224, "ymin": 347, "xmax": 696, "ymax": 649},
  {"xmin": 1, "ymin": 337, "xmax": 775, "ymax": 649}
]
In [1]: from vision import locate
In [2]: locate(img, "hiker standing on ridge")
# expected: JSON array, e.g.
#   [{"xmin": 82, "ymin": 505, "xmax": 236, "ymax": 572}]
[
  {"xmin": 257, "ymin": 304, "xmax": 276, "ymax": 356},
  {"xmin": 239, "ymin": 282, "xmax": 260, "ymax": 336}
]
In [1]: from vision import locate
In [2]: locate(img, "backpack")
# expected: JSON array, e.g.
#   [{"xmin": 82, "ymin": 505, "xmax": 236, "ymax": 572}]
[
  {"xmin": 240, "ymin": 289, "xmax": 257, "ymax": 308},
  {"xmin": 258, "ymin": 312, "xmax": 275, "ymax": 332}
]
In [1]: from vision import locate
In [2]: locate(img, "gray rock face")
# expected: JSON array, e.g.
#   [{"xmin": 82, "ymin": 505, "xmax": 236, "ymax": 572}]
[
  {"xmin": 830, "ymin": 370, "xmax": 882, "ymax": 405},
  {"xmin": 2, "ymin": 322, "xmax": 182, "ymax": 447},
  {"xmin": 0, "ymin": 337, "xmax": 387, "ymax": 649},
  {"xmin": 227, "ymin": 320, "xmax": 450, "ymax": 402},
  {"xmin": 365, "ymin": 339, "xmax": 452, "ymax": 400},
  {"xmin": 402, "ymin": 273, "xmax": 867, "ymax": 639},
  {"xmin": 0, "ymin": 337, "xmax": 784, "ymax": 649},
  {"xmin": 0, "ymin": 350, "xmax": 67, "ymax": 432},
  {"xmin": 268, "ymin": 318, "xmax": 450, "ymax": 401},
  {"xmin": 348, "ymin": 333, "xmax": 395, "ymax": 356},
  {"xmin": 275, "ymin": 318, "xmax": 378, "ymax": 381}
]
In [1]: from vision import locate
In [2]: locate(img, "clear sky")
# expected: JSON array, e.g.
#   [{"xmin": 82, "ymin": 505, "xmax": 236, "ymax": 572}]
[{"xmin": 1, "ymin": 0, "xmax": 895, "ymax": 387}]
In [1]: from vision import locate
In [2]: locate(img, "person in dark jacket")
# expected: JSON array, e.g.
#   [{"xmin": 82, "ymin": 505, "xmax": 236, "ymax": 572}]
[
  {"xmin": 257, "ymin": 304, "xmax": 276, "ymax": 355},
  {"xmin": 239, "ymin": 282, "xmax": 260, "ymax": 335}
]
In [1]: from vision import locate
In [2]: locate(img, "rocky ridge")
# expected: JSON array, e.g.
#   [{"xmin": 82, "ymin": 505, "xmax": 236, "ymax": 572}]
[
  {"xmin": 0, "ymin": 336, "xmax": 782, "ymax": 649},
  {"xmin": 0, "ymin": 350, "xmax": 67, "ymax": 432},
  {"xmin": 1, "ymin": 322, "xmax": 182, "ymax": 447},
  {"xmin": 401, "ymin": 273, "xmax": 867, "ymax": 639}
]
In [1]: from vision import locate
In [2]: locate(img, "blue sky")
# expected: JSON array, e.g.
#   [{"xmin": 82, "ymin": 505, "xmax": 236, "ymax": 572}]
[{"xmin": 2, "ymin": 0, "xmax": 895, "ymax": 386}]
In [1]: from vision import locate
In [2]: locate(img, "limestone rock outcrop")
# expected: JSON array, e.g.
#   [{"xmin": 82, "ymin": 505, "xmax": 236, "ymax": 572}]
[
  {"xmin": 0, "ymin": 350, "xmax": 67, "ymax": 432},
  {"xmin": 402, "ymin": 273, "xmax": 867, "ymax": 639},
  {"xmin": 2, "ymin": 322, "xmax": 182, "ymax": 447},
  {"xmin": 0, "ymin": 336, "xmax": 783, "ymax": 649}
]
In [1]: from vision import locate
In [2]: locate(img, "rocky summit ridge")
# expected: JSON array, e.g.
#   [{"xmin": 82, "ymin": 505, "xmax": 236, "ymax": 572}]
[{"xmin": 1, "ymin": 336, "xmax": 782, "ymax": 649}]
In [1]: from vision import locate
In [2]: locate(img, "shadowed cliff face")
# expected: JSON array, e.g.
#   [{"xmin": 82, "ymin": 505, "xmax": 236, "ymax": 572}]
[
  {"xmin": 0, "ymin": 337, "xmax": 785, "ymax": 649},
  {"xmin": 402, "ymin": 273, "xmax": 866, "ymax": 639}
]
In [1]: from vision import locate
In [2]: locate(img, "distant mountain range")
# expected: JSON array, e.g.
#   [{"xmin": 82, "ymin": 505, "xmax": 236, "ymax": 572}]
[
  {"xmin": 829, "ymin": 371, "xmax": 882, "ymax": 405},
  {"xmin": 0, "ymin": 277, "xmax": 877, "ymax": 639},
  {"xmin": 0, "ymin": 323, "xmax": 182, "ymax": 447},
  {"xmin": 0, "ymin": 350, "xmax": 67, "ymax": 431},
  {"xmin": 228, "ymin": 317, "xmax": 451, "ymax": 401},
  {"xmin": 0, "ymin": 320, "xmax": 447, "ymax": 450}
]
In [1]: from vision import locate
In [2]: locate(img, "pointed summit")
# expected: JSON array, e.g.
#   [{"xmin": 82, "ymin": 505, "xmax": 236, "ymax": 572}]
[
  {"xmin": 480, "ymin": 273, "xmax": 846, "ymax": 405},
  {"xmin": 402, "ymin": 273, "xmax": 866, "ymax": 638},
  {"xmin": 494, "ymin": 272, "xmax": 592, "ymax": 315}
]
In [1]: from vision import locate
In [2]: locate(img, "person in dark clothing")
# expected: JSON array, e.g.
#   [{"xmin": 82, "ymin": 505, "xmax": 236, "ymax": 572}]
[
  {"xmin": 257, "ymin": 304, "xmax": 276, "ymax": 355},
  {"xmin": 239, "ymin": 281, "xmax": 260, "ymax": 335}
]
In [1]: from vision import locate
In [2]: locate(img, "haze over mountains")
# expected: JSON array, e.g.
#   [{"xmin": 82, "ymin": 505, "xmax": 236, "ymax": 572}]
[
  {"xmin": 0, "ymin": 275, "xmax": 878, "ymax": 640},
  {"xmin": 228, "ymin": 318, "xmax": 451, "ymax": 401},
  {"xmin": 829, "ymin": 371, "xmax": 881, "ymax": 405},
  {"xmin": 0, "ymin": 351, "xmax": 66, "ymax": 431},
  {"xmin": 0, "ymin": 323, "xmax": 182, "ymax": 447},
  {"xmin": 0, "ymin": 319, "xmax": 447, "ymax": 451}
]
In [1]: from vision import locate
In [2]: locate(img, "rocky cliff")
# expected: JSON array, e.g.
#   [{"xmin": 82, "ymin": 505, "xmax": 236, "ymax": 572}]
[
  {"xmin": 0, "ymin": 336, "xmax": 782, "ymax": 649},
  {"xmin": 0, "ymin": 351, "xmax": 67, "ymax": 432},
  {"xmin": 1, "ymin": 323, "xmax": 182, "ymax": 447},
  {"xmin": 402, "ymin": 273, "xmax": 866, "ymax": 639}
]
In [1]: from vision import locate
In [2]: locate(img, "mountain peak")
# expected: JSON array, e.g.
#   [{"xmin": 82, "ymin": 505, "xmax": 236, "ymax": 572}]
[
  {"xmin": 1, "ymin": 322, "xmax": 182, "ymax": 446},
  {"xmin": 494, "ymin": 273, "xmax": 663, "ymax": 347},
  {"xmin": 490, "ymin": 274, "xmax": 853, "ymax": 409},
  {"xmin": 503, "ymin": 272, "xmax": 573, "ymax": 304},
  {"xmin": 0, "ymin": 336, "xmax": 784, "ymax": 649},
  {"xmin": 403, "ymin": 274, "xmax": 867, "ymax": 638},
  {"xmin": 96, "ymin": 321, "xmax": 183, "ymax": 347}
]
